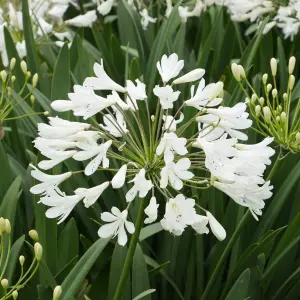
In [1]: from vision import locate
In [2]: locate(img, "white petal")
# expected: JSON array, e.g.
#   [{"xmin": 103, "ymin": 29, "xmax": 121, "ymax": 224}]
[{"xmin": 207, "ymin": 211, "xmax": 226, "ymax": 241}]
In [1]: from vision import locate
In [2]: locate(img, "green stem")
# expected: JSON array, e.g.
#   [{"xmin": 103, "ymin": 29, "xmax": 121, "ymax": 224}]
[{"xmin": 113, "ymin": 197, "xmax": 145, "ymax": 300}]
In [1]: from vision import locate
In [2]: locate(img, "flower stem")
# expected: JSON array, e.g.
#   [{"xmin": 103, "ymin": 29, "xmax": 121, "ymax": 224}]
[{"xmin": 113, "ymin": 197, "xmax": 145, "ymax": 300}]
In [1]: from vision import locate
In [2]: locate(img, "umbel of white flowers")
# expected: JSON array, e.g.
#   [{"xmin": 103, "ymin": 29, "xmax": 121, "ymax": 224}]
[{"xmin": 30, "ymin": 53, "xmax": 275, "ymax": 246}]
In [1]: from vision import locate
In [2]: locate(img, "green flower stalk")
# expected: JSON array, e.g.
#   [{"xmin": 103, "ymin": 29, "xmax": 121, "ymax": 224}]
[{"xmin": 232, "ymin": 56, "xmax": 300, "ymax": 154}]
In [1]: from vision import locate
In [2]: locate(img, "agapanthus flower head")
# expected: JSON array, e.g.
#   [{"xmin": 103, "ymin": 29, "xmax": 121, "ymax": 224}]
[{"xmin": 31, "ymin": 53, "xmax": 274, "ymax": 246}]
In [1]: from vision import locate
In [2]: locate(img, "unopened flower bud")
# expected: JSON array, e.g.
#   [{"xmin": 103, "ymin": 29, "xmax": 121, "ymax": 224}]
[
  {"xmin": 34, "ymin": 242, "xmax": 43, "ymax": 261},
  {"xmin": 267, "ymin": 84, "xmax": 272, "ymax": 92},
  {"xmin": 281, "ymin": 112, "xmax": 287, "ymax": 122},
  {"xmin": 1, "ymin": 279, "xmax": 8, "ymax": 289},
  {"xmin": 276, "ymin": 116, "xmax": 280, "ymax": 122},
  {"xmin": 172, "ymin": 68, "xmax": 205, "ymax": 84},
  {"xmin": 11, "ymin": 75, "xmax": 16, "ymax": 83},
  {"xmin": 262, "ymin": 73, "xmax": 268, "ymax": 84},
  {"xmin": 30, "ymin": 95, "xmax": 35, "ymax": 105},
  {"xmin": 272, "ymin": 89, "xmax": 278, "ymax": 98},
  {"xmin": 278, "ymin": 105, "xmax": 282, "ymax": 112},
  {"xmin": 251, "ymin": 94, "xmax": 257, "ymax": 103},
  {"xmin": 151, "ymin": 115, "xmax": 155, "ymax": 122},
  {"xmin": 32, "ymin": 73, "xmax": 38, "ymax": 88},
  {"xmin": 296, "ymin": 132, "xmax": 300, "ymax": 142},
  {"xmin": 10, "ymin": 58, "xmax": 16, "ymax": 70},
  {"xmin": 289, "ymin": 56, "xmax": 296, "ymax": 74},
  {"xmin": 26, "ymin": 71, "xmax": 31, "ymax": 79},
  {"xmin": 283, "ymin": 93, "xmax": 288, "ymax": 101},
  {"xmin": 263, "ymin": 106, "xmax": 271, "ymax": 123},
  {"xmin": 29, "ymin": 229, "xmax": 39, "ymax": 242},
  {"xmin": 0, "ymin": 218, "xmax": 5, "ymax": 234},
  {"xmin": 12, "ymin": 290, "xmax": 18, "ymax": 299},
  {"xmin": 53, "ymin": 285, "xmax": 62, "ymax": 300},
  {"xmin": 255, "ymin": 105, "xmax": 261, "ymax": 116},
  {"xmin": 5, "ymin": 219, "xmax": 11, "ymax": 234},
  {"xmin": 238, "ymin": 65, "xmax": 246, "ymax": 78},
  {"xmin": 289, "ymin": 75, "xmax": 295, "ymax": 90},
  {"xmin": 44, "ymin": 111, "xmax": 49, "ymax": 116},
  {"xmin": 20, "ymin": 61, "xmax": 27, "ymax": 74},
  {"xmin": 231, "ymin": 63, "xmax": 240, "ymax": 81},
  {"xmin": 1, "ymin": 70, "xmax": 7, "ymax": 82},
  {"xmin": 270, "ymin": 58, "xmax": 277, "ymax": 76},
  {"xmin": 19, "ymin": 255, "xmax": 25, "ymax": 266},
  {"xmin": 259, "ymin": 97, "xmax": 265, "ymax": 106}
]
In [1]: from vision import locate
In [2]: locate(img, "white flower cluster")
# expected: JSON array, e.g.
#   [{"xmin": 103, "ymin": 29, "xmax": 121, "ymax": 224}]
[{"xmin": 30, "ymin": 53, "xmax": 275, "ymax": 246}]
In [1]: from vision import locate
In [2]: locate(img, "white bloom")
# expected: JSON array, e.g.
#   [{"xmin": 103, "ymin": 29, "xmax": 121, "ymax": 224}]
[
  {"xmin": 75, "ymin": 181, "xmax": 110, "ymax": 208},
  {"xmin": 178, "ymin": 0, "xmax": 204, "ymax": 22},
  {"xmin": 213, "ymin": 177, "xmax": 273, "ymax": 220},
  {"xmin": 160, "ymin": 158, "xmax": 194, "ymax": 190},
  {"xmin": 38, "ymin": 117, "xmax": 90, "ymax": 139},
  {"xmin": 165, "ymin": 0, "xmax": 173, "ymax": 17},
  {"xmin": 193, "ymin": 135, "xmax": 238, "ymax": 182},
  {"xmin": 84, "ymin": 60, "xmax": 126, "ymax": 92},
  {"xmin": 206, "ymin": 211, "xmax": 226, "ymax": 241},
  {"xmin": 65, "ymin": 10, "xmax": 97, "ymax": 28},
  {"xmin": 8, "ymin": 4, "xmax": 23, "ymax": 30},
  {"xmin": 73, "ymin": 140, "xmax": 112, "ymax": 176},
  {"xmin": 191, "ymin": 215, "xmax": 209, "ymax": 234},
  {"xmin": 100, "ymin": 111, "xmax": 128, "ymax": 137},
  {"xmin": 36, "ymin": 18, "xmax": 53, "ymax": 36},
  {"xmin": 160, "ymin": 194, "xmax": 197, "ymax": 235},
  {"xmin": 39, "ymin": 189, "xmax": 82, "ymax": 224},
  {"xmin": 144, "ymin": 196, "xmax": 159, "ymax": 224},
  {"xmin": 126, "ymin": 79, "xmax": 147, "ymax": 110},
  {"xmin": 196, "ymin": 102, "xmax": 252, "ymax": 141},
  {"xmin": 34, "ymin": 138, "xmax": 77, "ymax": 152},
  {"xmin": 38, "ymin": 149, "xmax": 77, "ymax": 170},
  {"xmin": 30, "ymin": 165, "xmax": 72, "ymax": 195},
  {"xmin": 97, "ymin": 0, "xmax": 115, "ymax": 15},
  {"xmin": 162, "ymin": 113, "xmax": 184, "ymax": 132},
  {"xmin": 139, "ymin": 8, "xmax": 157, "ymax": 30},
  {"xmin": 16, "ymin": 40, "xmax": 26, "ymax": 59},
  {"xmin": 185, "ymin": 79, "xmax": 223, "ymax": 109},
  {"xmin": 48, "ymin": 3, "xmax": 69, "ymax": 19},
  {"xmin": 156, "ymin": 132, "xmax": 187, "ymax": 163},
  {"xmin": 157, "ymin": 53, "xmax": 184, "ymax": 83},
  {"xmin": 126, "ymin": 169, "xmax": 153, "ymax": 202},
  {"xmin": 173, "ymin": 69, "xmax": 205, "ymax": 85},
  {"xmin": 0, "ymin": 23, "xmax": 8, "ymax": 67},
  {"xmin": 153, "ymin": 85, "xmax": 180, "ymax": 109},
  {"xmin": 98, "ymin": 207, "xmax": 135, "ymax": 246},
  {"xmin": 109, "ymin": 91, "xmax": 130, "ymax": 111},
  {"xmin": 111, "ymin": 164, "xmax": 127, "ymax": 189}
]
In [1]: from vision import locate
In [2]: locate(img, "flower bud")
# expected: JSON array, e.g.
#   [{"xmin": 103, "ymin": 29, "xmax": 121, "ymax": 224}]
[
  {"xmin": 289, "ymin": 75, "xmax": 295, "ymax": 90},
  {"xmin": 29, "ymin": 229, "xmax": 39, "ymax": 242},
  {"xmin": 10, "ymin": 57, "xmax": 16, "ymax": 70},
  {"xmin": 238, "ymin": 65, "xmax": 246, "ymax": 78},
  {"xmin": 1, "ymin": 279, "xmax": 8, "ymax": 289},
  {"xmin": 255, "ymin": 105, "xmax": 261, "ymax": 116},
  {"xmin": 262, "ymin": 73, "xmax": 268, "ymax": 84},
  {"xmin": 289, "ymin": 56, "xmax": 296, "ymax": 74},
  {"xmin": 172, "ymin": 68, "xmax": 205, "ymax": 84},
  {"xmin": 296, "ymin": 132, "xmax": 300, "ymax": 142},
  {"xmin": 276, "ymin": 116, "xmax": 280, "ymax": 122},
  {"xmin": 231, "ymin": 63, "xmax": 240, "ymax": 81},
  {"xmin": 283, "ymin": 93, "xmax": 288, "ymax": 101},
  {"xmin": 26, "ymin": 71, "xmax": 31, "ymax": 79},
  {"xmin": 11, "ymin": 75, "xmax": 16, "ymax": 83},
  {"xmin": 12, "ymin": 290, "xmax": 18, "ymax": 299},
  {"xmin": 1, "ymin": 70, "xmax": 7, "ymax": 82},
  {"xmin": 259, "ymin": 97, "xmax": 265, "ymax": 106},
  {"xmin": 278, "ymin": 105, "xmax": 282, "ymax": 112},
  {"xmin": 270, "ymin": 58, "xmax": 277, "ymax": 76},
  {"xmin": 151, "ymin": 115, "xmax": 155, "ymax": 122},
  {"xmin": 272, "ymin": 89, "xmax": 278, "ymax": 98},
  {"xmin": 251, "ymin": 94, "xmax": 257, "ymax": 103},
  {"xmin": 281, "ymin": 112, "xmax": 287, "ymax": 122},
  {"xmin": 34, "ymin": 242, "xmax": 43, "ymax": 261},
  {"xmin": 53, "ymin": 285, "xmax": 62, "ymax": 300},
  {"xmin": 0, "ymin": 218, "xmax": 6, "ymax": 234},
  {"xmin": 112, "ymin": 165, "xmax": 127, "ymax": 189},
  {"xmin": 5, "ymin": 219, "xmax": 11, "ymax": 234},
  {"xmin": 19, "ymin": 255, "xmax": 25, "ymax": 266},
  {"xmin": 30, "ymin": 95, "xmax": 35, "ymax": 105},
  {"xmin": 206, "ymin": 211, "xmax": 226, "ymax": 241},
  {"xmin": 32, "ymin": 73, "xmax": 38, "ymax": 88},
  {"xmin": 263, "ymin": 106, "xmax": 271, "ymax": 123},
  {"xmin": 44, "ymin": 111, "xmax": 49, "ymax": 116},
  {"xmin": 267, "ymin": 83, "xmax": 272, "ymax": 92},
  {"xmin": 20, "ymin": 61, "xmax": 27, "ymax": 74}
]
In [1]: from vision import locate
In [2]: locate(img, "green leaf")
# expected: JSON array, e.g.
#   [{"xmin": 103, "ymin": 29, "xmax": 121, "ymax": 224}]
[
  {"xmin": 22, "ymin": 0, "xmax": 39, "ymax": 75},
  {"xmin": 139, "ymin": 223, "xmax": 163, "ymax": 241},
  {"xmin": 133, "ymin": 289, "xmax": 156, "ymax": 300},
  {"xmin": 132, "ymin": 245, "xmax": 151, "ymax": 299},
  {"xmin": 60, "ymin": 238, "xmax": 109, "ymax": 300},
  {"xmin": 224, "ymin": 269, "xmax": 251, "ymax": 300},
  {"xmin": 51, "ymin": 43, "xmax": 70, "ymax": 101}
]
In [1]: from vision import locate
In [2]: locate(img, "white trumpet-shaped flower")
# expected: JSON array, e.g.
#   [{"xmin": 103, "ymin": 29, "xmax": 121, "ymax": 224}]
[
  {"xmin": 139, "ymin": 8, "xmax": 157, "ymax": 30},
  {"xmin": 84, "ymin": 60, "xmax": 126, "ymax": 92},
  {"xmin": 191, "ymin": 215, "xmax": 209, "ymax": 235},
  {"xmin": 156, "ymin": 132, "xmax": 187, "ymax": 163},
  {"xmin": 153, "ymin": 85, "xmax": 180, "ymax": 109},
  {"xmin": 111, "ymin": 164, "xmax": 127, "ymax": 189},
  {"xmin": 65, "ymin": 10, "xmax": 97, "ymax": 27},
  {"xmin": 98, "ymin": 207, "xmax": 135, "ymax": 246},
  {"xmin": 157, "ymin": 53, "xmax": 184, "ymax": 83},
  {"xmin": 206, "ymin": 211, "xmax": 226, "ymax": 241},
  {"xmin": 100, "ymin": 111, "xmax": 128, "ymax": 137},
  {"xmin": 144, "ymin": 196, "xmax": 159, "ymax": 224},
  {"xmin": 38, "ymin": 149, "xmax": 77, "ymax": 170},
  {"xmin": 30, "ymin": 165, "xmax": 72, "ymax": 195},
  {"xmin": 97, "ymin": 0, "xmax": 115, "ymax": 15},
  {"xmin": 173, "ymin": 68, "xmax": 205, "ymax": 85},
  {"xmin": 160, "ymin": 158, "xmax": 194, "ymax": 190},
  {"xmin": 162, "ymin": 113, "xmax": 184, "ymax": 132},
  {"xmin": 160, "ymin": 194, "xmax": 197, "ymax": 235},
  {"xmin": 75, "ymin": 182, "xmax": 110, "ymax": 208},
  {"xmin": 126, "ymin": 169, "xmax": 153, "ymax": 202},
  {"xmin": 73, "ymin": 140, "xmax": 112, "ymax": 176},
  {"xmin": 126, "ymin": 79, "xmax": 147, "ymax": 110}
]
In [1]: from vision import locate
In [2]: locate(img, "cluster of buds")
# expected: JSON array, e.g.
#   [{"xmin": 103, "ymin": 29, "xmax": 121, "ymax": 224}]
[
  {"xmin": 0, "ymin": 57, "xmax": 48, "ymax": 140},
  {"xmin": 0, "ymin": 220, "xmax": 43, "ymax": 299},
  {"xmin": 232, "ymin": 56, "xmax": 300, "ymax": 154}
]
